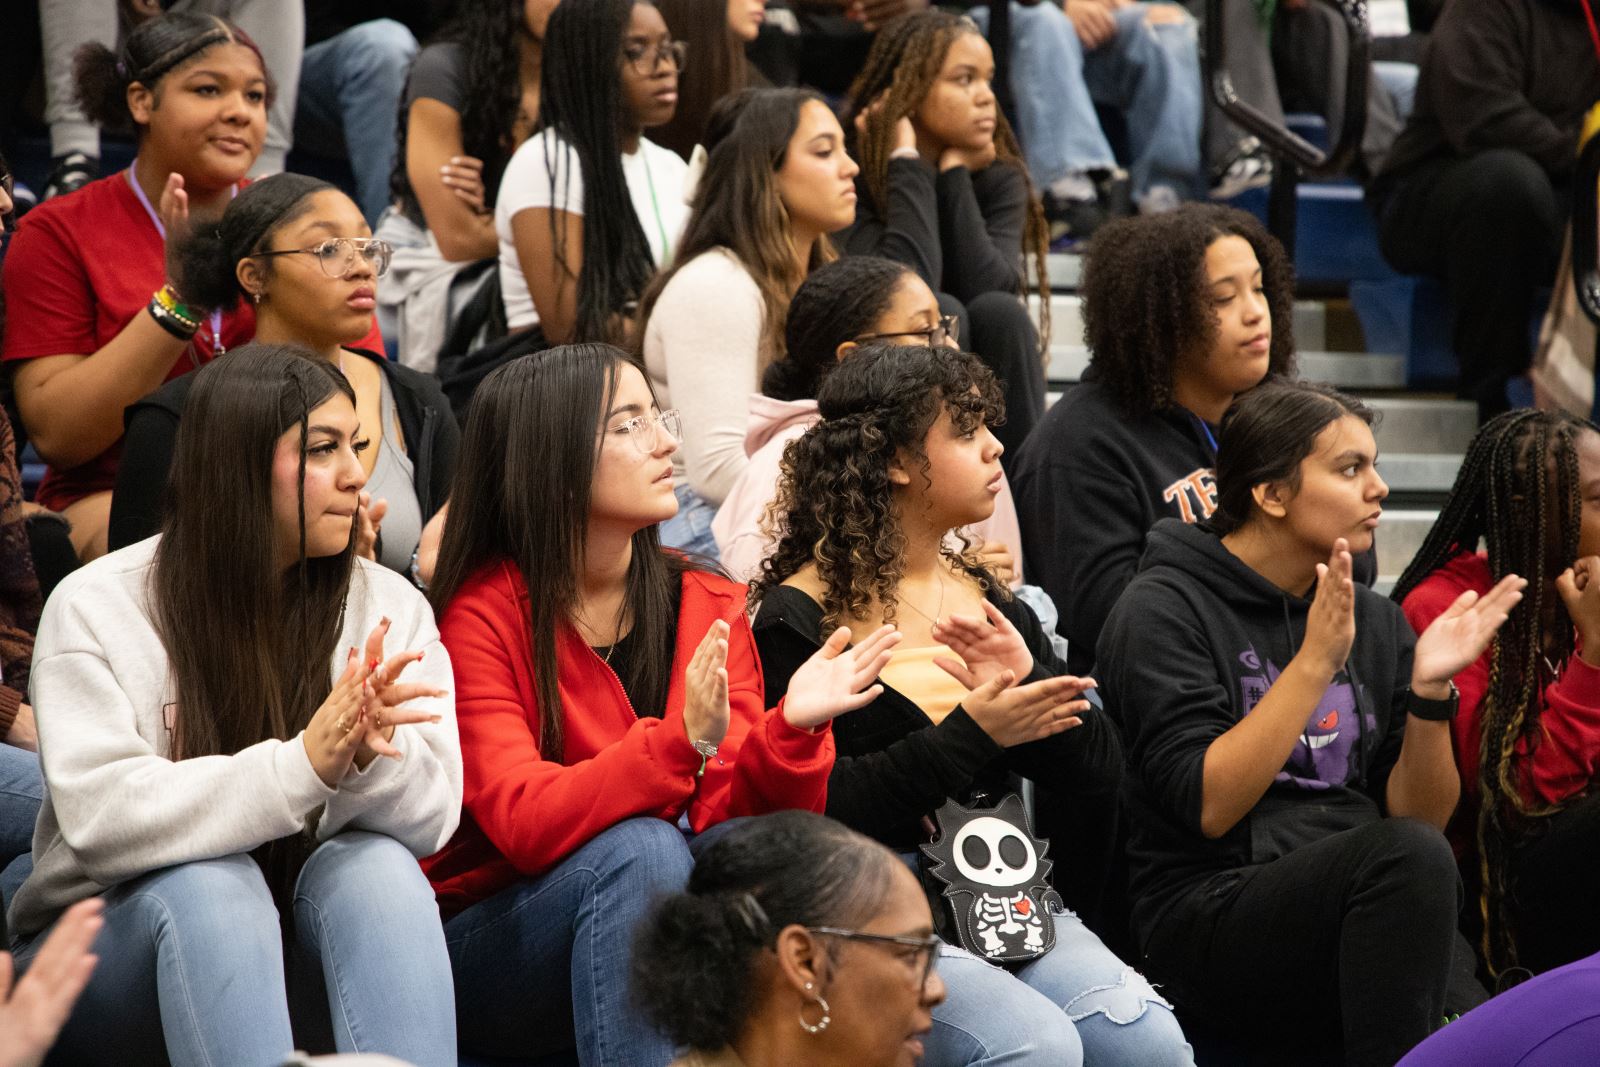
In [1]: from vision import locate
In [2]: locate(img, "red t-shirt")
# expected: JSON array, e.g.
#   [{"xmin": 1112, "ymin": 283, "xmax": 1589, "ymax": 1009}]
[{"xmin": 1, "ymin": 170, "xmax": 381, "ymax": 511}]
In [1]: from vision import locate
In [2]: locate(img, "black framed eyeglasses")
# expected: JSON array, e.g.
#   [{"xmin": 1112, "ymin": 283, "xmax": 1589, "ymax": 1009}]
[
  {"xmin": 855, "ymin": 313, "xmax": 960, "ymax": 349},
  {"xmin": 807, "ymin": 927, "xmax": 940, "ymax": 990},
  {"xmin": 254, "ymin": 237, "xmax": 393, "ymax": 279},
  {"xmin": 622, "ymin": 39, "xmax": 688, "ymax": 76}
]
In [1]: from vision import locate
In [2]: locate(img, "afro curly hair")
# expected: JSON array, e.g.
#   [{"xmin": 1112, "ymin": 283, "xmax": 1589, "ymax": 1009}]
[{"xmin": 1080, "ymin": 204, "xmax": 1296, "ymax": 418}]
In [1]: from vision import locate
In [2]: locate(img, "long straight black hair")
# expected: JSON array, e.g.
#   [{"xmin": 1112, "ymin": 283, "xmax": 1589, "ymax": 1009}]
[
  {"xmin": 150, "ymin": 344, "xmax": 357, "ymax": 897},
  {"xmin": 429, "ymin": 344, "xmax": 696, "ymax": 762},
  {"xmin": 540, "ymin": 0, "xmax": 659, "ymax": 345},
  {"xmin": 390, "ymin": 0, "xmax": 529, "ymax": 217}
]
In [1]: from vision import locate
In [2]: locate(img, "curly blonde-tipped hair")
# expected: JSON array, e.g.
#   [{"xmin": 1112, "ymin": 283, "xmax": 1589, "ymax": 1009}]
[
  {"xmin": 750, "ymin": 343, "xmax": 1007, "ymax": 634},
  {"xmin": 840, "ymin": 11, "xmax": 1050, "ymax": 354}
]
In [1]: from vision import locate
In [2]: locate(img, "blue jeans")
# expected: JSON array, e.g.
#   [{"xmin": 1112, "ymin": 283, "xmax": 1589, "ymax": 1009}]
[
  {"xmin": 660, "ymin": 481, "xmax": 722, "ymax": 561},
  {"xmin": 295, "ymin": 19, "xmax": 419, "ymax": 225},
  {"xmin": 972, "ymin": 1, "xmax": 1204, "ymax": 200},
  {"xmin": 12, "ymin": 832, "xmax": 456, "ymax": 1067},
  {"xmin": 927, "ymin": 913, "xmax": 1195, "ymax": 1066},
  {"xmin": 444, "ymin": 817, "xmax": 692, "ymax": 1065},
  {"xmin": 0, "ymin": 743, "xmax": 41, "ymax": 905}
]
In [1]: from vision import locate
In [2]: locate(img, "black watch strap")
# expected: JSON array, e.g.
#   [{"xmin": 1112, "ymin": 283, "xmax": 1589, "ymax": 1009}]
[{"xmin": 1405, "ymin": 682, "xmax": 1460, "ymax": 722}]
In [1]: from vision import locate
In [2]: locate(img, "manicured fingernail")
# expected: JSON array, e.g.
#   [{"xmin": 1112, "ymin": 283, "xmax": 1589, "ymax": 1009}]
[
  {"xmin": 381, "ymin": 616, "xmax": 391, "ymax": 629},
  {"xmin": 368, "ymin": 657, "xmax": 381, "ymax": 672}
]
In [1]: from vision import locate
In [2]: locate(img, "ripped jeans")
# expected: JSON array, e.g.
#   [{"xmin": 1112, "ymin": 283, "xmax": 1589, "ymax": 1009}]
[{"xmin": 926, "ymin": 910, "xmax": 1195, "ymax": 1066}]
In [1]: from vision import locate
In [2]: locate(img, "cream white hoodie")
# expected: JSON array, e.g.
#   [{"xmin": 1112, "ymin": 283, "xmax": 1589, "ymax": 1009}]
[{"xmin": 7, "ymin": 537, "xmax": 462, "ymax": 937}]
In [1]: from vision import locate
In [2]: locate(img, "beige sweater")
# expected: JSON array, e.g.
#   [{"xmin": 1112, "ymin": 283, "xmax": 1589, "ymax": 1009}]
[
  {"xmin": 643, "ymin": 248, "xmax": 775, "ymax": 507},
  {"xmin": 7, "ymin": 537, "xmax": 463, "ymax": 937}
]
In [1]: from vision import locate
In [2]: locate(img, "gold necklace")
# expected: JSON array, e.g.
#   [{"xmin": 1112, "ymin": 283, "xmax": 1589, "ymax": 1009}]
[{"xmin": 897, "ymin": 569, "xmax": 947, "ymax": 626}]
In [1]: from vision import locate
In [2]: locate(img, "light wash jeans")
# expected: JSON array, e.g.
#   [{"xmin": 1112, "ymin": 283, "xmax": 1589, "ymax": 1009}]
[
  {"xmin": 0, "ymin": 743, "xmax": 41, "ymax": 905},
  {"xmin": 295, "ymin": 19, "xmax": 420, "ymax": 225},
  {"xmin": 11, "ymin": 832, "xmax": 456, "ymax": 1067},
  {"xmin": 444, "ymin": 817, "xmax": 692, "ymax": 1066},
  {"xmin": 971, "ymin": 1, "xmax": 1205, "ymax": 201},
  {"xmin": 927, "ymin": 914, "xmax": 1195, "ymax": 1067},
  {"xmin": 661, "ymin": 481, "xmax": 722, "ymax": 561}
]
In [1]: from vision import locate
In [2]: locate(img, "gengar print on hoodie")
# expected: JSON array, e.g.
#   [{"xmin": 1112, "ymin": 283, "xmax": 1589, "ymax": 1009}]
[{"xmin": 1096, "ymin": 518, "xmax": 1420, "ymax": 951}]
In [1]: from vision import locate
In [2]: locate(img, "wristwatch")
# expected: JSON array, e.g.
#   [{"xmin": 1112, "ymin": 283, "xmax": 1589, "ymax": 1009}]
[
  {"xmin": 1405, "ymin": 681, "xmax": 1460, "ymax": 722},
  {"xmin": 691, "ymin": 738, "xmax": 719, "ymax": 778}
]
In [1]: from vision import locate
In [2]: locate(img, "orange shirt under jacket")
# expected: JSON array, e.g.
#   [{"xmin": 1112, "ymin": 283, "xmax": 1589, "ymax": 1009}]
[{"xmin": 423, "ymin": 560, "xmax": 834, "ymax": 915}]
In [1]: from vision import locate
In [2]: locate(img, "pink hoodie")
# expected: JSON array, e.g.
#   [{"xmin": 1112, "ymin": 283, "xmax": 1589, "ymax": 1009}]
[{"xmin": 712, "ymin": 394, "xmax": 1027, "ymax": 585}]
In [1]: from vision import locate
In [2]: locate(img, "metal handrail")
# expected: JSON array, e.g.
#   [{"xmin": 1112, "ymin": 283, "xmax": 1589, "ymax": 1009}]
[
  {"xmin": 1573, "ymin": 103, "xmax": 1600, "ymax": 326},
  {"xmin": 1203, "ymin": 0, "xmax": 1371, "ymax": 177}
]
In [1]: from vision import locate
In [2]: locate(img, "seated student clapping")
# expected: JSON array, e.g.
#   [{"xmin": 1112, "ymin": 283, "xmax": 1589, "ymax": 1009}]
[
  {"xmin": 1099, "ymin": 380, "xmax": 1522, "ymax": 1064},
  {"xmin": 6, "ymin": 346, "xmax": 463, "ymax": 1067},
  {"xmin": 421, "ymin": 343, "xmax": 899, "ymax": 1066},
  {"xmin": 751, "ymin": 343, "xmax": 1195, "ymax": 1067}
]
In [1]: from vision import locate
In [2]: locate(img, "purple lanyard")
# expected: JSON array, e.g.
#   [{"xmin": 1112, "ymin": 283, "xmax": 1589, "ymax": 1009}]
[{"xmin": 125, "ymin": 167, "xmax": 228, "ymax": 355}]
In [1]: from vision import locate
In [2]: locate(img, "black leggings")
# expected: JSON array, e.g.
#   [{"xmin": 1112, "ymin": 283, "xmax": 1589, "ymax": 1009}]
[
  {"xmin": 1142, "ymin": 818, "xmax": 1487, "ymax": 1067},
  {"xmin": 1509, "ymin": 790, "xmax": 1600, "ymax": 974}
]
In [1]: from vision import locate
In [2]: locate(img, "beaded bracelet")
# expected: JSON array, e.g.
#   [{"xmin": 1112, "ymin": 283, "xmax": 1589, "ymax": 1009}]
[
  {"xmin": 147, "ymin": 297, "xmax": 197, "ymax": 340},
  {"xmin": 154, "ymin": 285, "xmax": 200, "ymax": 329},
  {"xmin": 147, "ymin": 285, "xmax": 199, "ymax": 340}
]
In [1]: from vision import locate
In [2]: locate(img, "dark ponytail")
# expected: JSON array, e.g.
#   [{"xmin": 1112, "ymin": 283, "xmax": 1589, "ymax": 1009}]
[
  {"xmin": 1211, "ymin": 380, "xmax": 1375, "ymax": 536},
  {"xmin": 763, "ymin": 255, "xmax": 918, "ymax": 402},
  {"xmin": 632, "ymin": 811, "xmax": 899, "ymax": 1051},
  {"xmin": 74, "ymin": 12, "xmax": 273, "ymax": 132},
  {"xmin": 171, "ymin": 173, "xmax": 335, "ymax": 311}
]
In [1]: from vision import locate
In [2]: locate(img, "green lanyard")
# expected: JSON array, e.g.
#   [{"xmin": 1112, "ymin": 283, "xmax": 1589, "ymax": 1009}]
[{"xmin": 638, "ymin": 147, "xmax": 672, "ymax": 263}]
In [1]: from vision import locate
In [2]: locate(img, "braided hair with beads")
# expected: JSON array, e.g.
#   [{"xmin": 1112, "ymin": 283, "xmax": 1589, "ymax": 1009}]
[
  {"xmin": 1392, "ymin": 409, "xmax": 1599, "ymax": 974},
  {"xmin": 839, "ymin": 11, "xmax": 1051, "ymax": 355}
]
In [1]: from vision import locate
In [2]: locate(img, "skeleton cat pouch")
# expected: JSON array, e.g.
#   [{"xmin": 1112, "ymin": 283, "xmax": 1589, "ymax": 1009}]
[{"xmin": 919, "ymin": 794, "xmax": 1063, "ymax": 966}]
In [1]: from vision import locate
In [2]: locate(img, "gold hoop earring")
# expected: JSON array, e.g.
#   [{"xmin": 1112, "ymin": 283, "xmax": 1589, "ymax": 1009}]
[{"xmin": 798, "ymin": 982, "xmax": 831, "ymax": 1035}]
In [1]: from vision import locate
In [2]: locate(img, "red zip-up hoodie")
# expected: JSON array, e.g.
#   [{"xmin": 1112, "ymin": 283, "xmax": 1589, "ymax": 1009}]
[{"xmin": 423, "ymin": 559, "xmax": 833, "ymax": 915}]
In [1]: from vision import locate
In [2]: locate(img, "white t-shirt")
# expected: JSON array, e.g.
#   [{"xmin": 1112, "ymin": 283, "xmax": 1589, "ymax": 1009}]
[{"xmin": 495, "ymin": 129, "xmax": 690, "ymax": 331}]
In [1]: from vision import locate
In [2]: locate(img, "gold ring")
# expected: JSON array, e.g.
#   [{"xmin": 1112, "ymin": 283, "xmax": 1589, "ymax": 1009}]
[
  {"xmin": 336, "ymin": 716, "xmax": 350, "ymax": 732},
  {"xmin": 373, "ymin": 710, "xmax": 385, "ymax": 730}
]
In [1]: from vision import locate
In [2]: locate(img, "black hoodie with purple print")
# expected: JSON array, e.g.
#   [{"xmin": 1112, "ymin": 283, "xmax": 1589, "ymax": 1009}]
[{"xmin": 1097, "ymin": 518, "xmax": 1419, "ymax": 952}]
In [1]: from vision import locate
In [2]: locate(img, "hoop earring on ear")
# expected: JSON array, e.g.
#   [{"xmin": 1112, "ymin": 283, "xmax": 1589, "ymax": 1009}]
[{"xmin": 798, "ymin": 982, "xmax": 831, "ymax": 1035}]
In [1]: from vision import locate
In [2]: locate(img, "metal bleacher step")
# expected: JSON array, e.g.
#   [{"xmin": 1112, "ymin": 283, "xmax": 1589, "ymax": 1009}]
[
  {"xmin": 1375, "ymin": 507, "xmax": 1441, "ymax": 589},
  {"xmin": 1363, "ymin": 396, "xmax": 1476, "ymax": 456},
  {"xmin": 1033, "ymin": 252, "xmax": 1083, "ymax": 291},
  {"xmin": 1043, "ymin": 343, "xmax": 1406, "ymax": 390},
  {"xmin": 1032, "ymin": 293, "xmax": 1330, "ymax": 351}
]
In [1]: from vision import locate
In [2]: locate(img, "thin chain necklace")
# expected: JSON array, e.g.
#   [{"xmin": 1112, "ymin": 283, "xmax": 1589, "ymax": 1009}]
[{"xmin": 898, "ymin": 568, "xmax": 948, "ymax": 626}]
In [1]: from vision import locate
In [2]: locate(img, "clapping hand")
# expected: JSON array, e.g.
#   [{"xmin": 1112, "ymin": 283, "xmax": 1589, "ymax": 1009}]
[
  {"xmin": 782, "ymin": 625, "xmax": 903, "ymax": 731},
  {"xmin": 932, "ymin": 599, "xmax": 1034, "ymax": 686},
  {"xmin": 1413, "ymin": 574, "xmax": 1526, "ymax": 693},
  {"xmin": 683, "ymin": 620, "xmax": 732, "ymax": 750},
  {"xmin": 352, "ymin": 616, "xmax": 448, "ymax": 770}
]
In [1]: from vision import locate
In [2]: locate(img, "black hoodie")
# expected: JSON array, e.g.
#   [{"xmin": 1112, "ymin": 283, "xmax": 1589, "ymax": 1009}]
[
  {"xmin": 1097, "ymin": 519, "xmax": 1416, "ymax": 951},
  {"xmin": 1011, "ymin": 381, "xmax": 1224, "ymax": 676},
  {"xmin": 1013, "ymin": 381, "xmax": 1377, "ymax": 675}
]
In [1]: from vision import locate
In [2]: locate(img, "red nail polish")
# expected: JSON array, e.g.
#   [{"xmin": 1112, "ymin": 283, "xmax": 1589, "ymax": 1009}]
[{"xmin": 368, "ymin": 657, "xmax": 381, "ymax": 672}]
